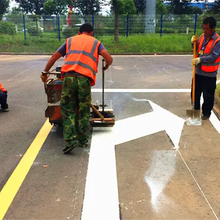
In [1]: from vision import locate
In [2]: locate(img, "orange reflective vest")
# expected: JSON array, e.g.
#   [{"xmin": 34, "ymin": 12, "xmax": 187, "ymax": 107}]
[
  {"xmin": 196, "ymin": 33, "xmax": 220, "ymax": 72},
  {"xmin": 61, "ymin": 34, "xmax": 101, "ymax": 86},
  {"xmin": 0, "ymin": 83, "xmax": 7, "ymax": 92}
]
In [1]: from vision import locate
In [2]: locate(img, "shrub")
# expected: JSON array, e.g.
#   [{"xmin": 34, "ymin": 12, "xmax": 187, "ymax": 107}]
[
  {"xmin": 0, "ymin": 22, "xmax": 16, "ymax": 35},
  {"xmin": 62, "ymin": 25, "xmax": 78, "ymax": 38},
  {"xmin": 27, "ymin": 27, "xmax": 42, "ymax": 36}
]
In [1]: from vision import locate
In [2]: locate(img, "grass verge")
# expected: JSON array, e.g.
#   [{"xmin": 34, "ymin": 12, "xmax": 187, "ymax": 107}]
[{"xmin": 0, "ymin": 33, "xmax": 194, "ymax": 54}]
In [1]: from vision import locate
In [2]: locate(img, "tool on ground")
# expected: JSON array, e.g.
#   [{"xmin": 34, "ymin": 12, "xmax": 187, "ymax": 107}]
[
  {"xmin": 90, "ymin": 59, "xmax": 115, "ymax": 127},
  {"xmin": 186, "ymin": 38, "xmax": 202, "ymax": 126}
]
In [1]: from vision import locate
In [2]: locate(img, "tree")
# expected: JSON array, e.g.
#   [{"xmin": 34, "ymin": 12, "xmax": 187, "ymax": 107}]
[
  {"xmin": 15, "ymin": 0, "xmax": 46, "ymax": 14},
  {"xmin": 73, "ymin": 0, "xmax": 101, "ymax": 15},
  {"xmin": 156, "ymin": 0, "xmax": 167, "ymax": 14},
  {"xmin": 134, "ymin": 0, "xmax": 145, "ymax": 14},
  {"xmin": 44, "ymin": 0, "xmax": 71, "ymax": 15},
  {"xmin": 166, "ymin": 0, "xmax": 192, "ymax": 14},
  {"xmin": 207, "ymin": 0, "xmax": 220, "ymax": 14},
  {"xmin": 117, "ymin": 0, "xmax": 136, "ymax": 14},
  {"xmin": 0, "ymin": 0, "xmax": 10, "ymax": 20}
]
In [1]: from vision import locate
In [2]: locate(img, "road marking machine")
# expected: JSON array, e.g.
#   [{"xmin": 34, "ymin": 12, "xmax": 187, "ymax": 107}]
[{"xmin": 43, "ymin": 59, "xmax": 115, "ymax": 127}]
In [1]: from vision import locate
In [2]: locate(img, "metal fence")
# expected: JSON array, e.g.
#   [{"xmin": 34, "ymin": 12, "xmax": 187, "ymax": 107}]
[{"xmin": 1, "ymin": 13, "xmax": 220, "ymax": 41}]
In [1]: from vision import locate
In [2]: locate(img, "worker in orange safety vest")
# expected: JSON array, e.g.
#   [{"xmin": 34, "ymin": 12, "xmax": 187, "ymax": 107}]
[
  {"xmin": 41, "ymin": 23, "xmax": 113, "ymax": 154},
  {"xmin": 0, "ymin": 83, "xmax": 9, "ymax": 112},
  {"xmin": 191, "ymin": 17, "xmax": 220, "ymax": 120}
]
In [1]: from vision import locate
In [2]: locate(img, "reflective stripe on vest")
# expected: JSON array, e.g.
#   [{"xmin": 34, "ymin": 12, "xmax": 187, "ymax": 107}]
[
  {"xmin": 197, "ymin": 33, "xmax": 220, "ymax": 72},
  {"xmin": 66, "ymin": 38, "xmax": 99, "ymax": 63},
  {"xmin": 61, "ymin": 35, "xmax": 100, "ymax": 86}
]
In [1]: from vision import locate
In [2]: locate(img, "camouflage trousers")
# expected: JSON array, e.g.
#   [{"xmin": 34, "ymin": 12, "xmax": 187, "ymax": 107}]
[{"xmin": 60, "ymin": 76, "xmax": 91, "ymax": 147}]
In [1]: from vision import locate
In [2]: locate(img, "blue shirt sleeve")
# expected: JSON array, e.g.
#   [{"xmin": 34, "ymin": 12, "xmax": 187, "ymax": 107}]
[
  {"xmin": 57, "ymin": 42, "xmax": 66, "ymax": 57},
  {"xmin": 98, "ymin": 43, "xmax": 105, "ymax": 54}
]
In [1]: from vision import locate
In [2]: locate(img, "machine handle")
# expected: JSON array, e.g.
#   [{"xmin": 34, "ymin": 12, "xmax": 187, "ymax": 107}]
[{"xmin": 102, "ymin": 59, "xmax": 105, "ymax": 112}]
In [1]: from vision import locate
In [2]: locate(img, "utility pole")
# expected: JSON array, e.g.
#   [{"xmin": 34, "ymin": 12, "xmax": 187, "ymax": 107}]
[{"xmin": 145, "ymin": 0, "xmax": 156, "ymax": 33}]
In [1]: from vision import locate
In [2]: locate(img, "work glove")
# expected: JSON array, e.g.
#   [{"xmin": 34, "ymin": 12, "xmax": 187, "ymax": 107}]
[
  {"xmin": 41, "ymin": 71, "xmax": 49, "ymax": 83},
  {"xmin": 192, "ymin": 58, "xmax": 201, "ymax": 65},
  {"xmin": 191, "ymin": 35, "xmax": 197, "ymax": 43}
]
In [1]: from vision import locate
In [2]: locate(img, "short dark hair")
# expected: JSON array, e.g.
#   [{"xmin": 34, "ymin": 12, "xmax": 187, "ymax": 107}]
[
  {"xmin": 79, "ymin": 23, "xmax": 94, "ymax": 33},
  {"xmin": 203, "ymin": 17, "xmax": 216, "ymax": 29}
]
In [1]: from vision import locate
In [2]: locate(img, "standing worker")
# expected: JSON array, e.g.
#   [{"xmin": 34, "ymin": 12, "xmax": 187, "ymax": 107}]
[
  {"xmin": 191, "ymin": 17, "xmax": 220, "ymax": 120},
  {"xmin": 41, "ymin": 23, "xmax": 113, "ymax": 154},
  {"xmin": 0, "ymin": 82, "xmax": 9, "ymax": 112}
]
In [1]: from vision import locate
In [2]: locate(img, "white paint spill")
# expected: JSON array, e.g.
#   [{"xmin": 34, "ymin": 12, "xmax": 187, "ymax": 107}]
[{"xmin": 145, "ymin": 151, "xmax": 176, "ymax": 211}]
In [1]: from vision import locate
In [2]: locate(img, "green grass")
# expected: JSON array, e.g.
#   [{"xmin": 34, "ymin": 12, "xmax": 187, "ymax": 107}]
[
  {"xmin": 0, "ymin": 32, "xmax": 194, "ymax": 54},
  {"xmin": 216, "ymin": 81, "xmax": 220, "ymax": 93}
]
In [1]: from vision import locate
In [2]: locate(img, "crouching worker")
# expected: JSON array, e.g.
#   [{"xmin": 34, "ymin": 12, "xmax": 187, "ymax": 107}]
[
  {"xmin": 0, "ymin": 83, "xmax": 9, "ymax": 112},
  {"xmin": 41, "ymin": 23, "xmax": 113, "ymax": 154}
]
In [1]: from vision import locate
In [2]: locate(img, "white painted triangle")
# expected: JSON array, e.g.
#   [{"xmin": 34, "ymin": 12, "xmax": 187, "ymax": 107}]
[{"xmin": 149, "ymin": 101, "xmax": 185, "ymax": 149}]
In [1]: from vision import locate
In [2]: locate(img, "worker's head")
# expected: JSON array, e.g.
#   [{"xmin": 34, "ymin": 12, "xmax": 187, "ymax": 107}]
[
  {"xmin": 78, "ymin": 23, "xmax": 94, "ymax": 36},
  {"xmin": 203, "ymin": 17, "xmax": 216, "ymax": 38}
]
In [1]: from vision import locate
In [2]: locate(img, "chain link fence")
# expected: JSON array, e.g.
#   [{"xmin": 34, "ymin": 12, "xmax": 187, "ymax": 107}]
[{"xmin": 0, "ymin": 13, "xmax": 220, "ymax": 41}]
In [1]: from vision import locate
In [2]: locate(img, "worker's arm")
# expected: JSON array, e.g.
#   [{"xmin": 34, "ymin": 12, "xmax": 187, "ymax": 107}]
[
  {"xmin": 44, "ymin": 51, "xmax": 62, "ymax": 71},
  {"xmin": 41, "ymin": 51, "xmax": 62, "ymax": 82},
  {"xmin": 99, "ymin": 49, "xmax": 113, "ymax": 70}
]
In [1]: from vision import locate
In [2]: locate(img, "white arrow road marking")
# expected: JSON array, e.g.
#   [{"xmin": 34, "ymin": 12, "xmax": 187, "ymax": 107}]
[
  {"xmin": 81, "ymin": 128, "xmax": 119, "ymax": 220},
  {"xmin": 81, "ymin": 101, "xmax": 185, "ymax": 220},
  {"xmin": 149, "ymin": 101, "xmax": 185, "ymax": 149},
  {"xmin": 209, "ymin": 111, "xmax": 220, "ymax": 134}
]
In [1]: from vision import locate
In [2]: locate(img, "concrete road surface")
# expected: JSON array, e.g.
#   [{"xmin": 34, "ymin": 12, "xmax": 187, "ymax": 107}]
[{"xmin": 0, "ymin": 55, "xmax": 220, "ymax": 220}]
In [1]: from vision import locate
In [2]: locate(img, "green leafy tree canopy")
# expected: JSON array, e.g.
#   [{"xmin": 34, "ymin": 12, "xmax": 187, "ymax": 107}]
[
  {"xmin": 111, "ymin": 0, "xmax": 136, "ymax": 14},
  {"xmin": 207, "ymin": 0, "xmax": 220, "ymax": 14},
  {"xmin": 44, "ymin": 0, "xmax": 71, "ymax": 15},
  {"xmin": 0, "ymin": 0, "xmax": 10, "ymax": 20},
  {"xmin": 15, "ymin": 0, "xmax": 46, "ymax": 14},
  {"xmin": 73, "ymin": 0, "xmax": 101, "ymax": 15}
]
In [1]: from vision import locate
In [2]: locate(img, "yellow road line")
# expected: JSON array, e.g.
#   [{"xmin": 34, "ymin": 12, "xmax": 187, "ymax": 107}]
[{"xmin": 0, "ymin": 119, "xmax": 53, "ymax": 220}]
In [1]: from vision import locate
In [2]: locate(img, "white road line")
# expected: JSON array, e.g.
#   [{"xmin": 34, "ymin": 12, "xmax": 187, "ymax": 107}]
[
  {"xmin": 7, "ymin": 65, "xmax": 35, "ymax": 81},
  {"xmin": 162, "ymin": 67, "xmax": 180, "ymax": 82},
  {"xmin": 134, "ymin": 65, "xmax": 147, "ymax": 81},
  {"xmin": 178, "ymin": 150, "xmax": 219, "ymax": 220},
  {"xmin": 92, "ymin": 88, "xmax": 191, "ymax": 93}
]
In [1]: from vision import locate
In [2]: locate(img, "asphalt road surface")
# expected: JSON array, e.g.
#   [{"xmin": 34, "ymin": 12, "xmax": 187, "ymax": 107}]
[{"xmin": 0, "ymin": 55, "xmax": 220, "ymax": 220}]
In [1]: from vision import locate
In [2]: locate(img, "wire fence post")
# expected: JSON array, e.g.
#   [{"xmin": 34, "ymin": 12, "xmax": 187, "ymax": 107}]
[
  {"xmin": 160, "ymin": 14, "xmax": 163, "ymax": 38},
  {"xmin": 92, "ymin": 14, "xmax": 94, "ymax": 36},
  {"xmin": 23, "ymin": 14, "xmax": 26, "ymax": 40},
  {"xmin": 194, "ymin": 14, "xmax": 197, "ymax": 35},
  {"xmin": 126, "ymin": 14, "xmax": 129, "ymax": 37},
  {"xmin": 57, "ymin": 14, "xmax": 61, "ymax": 41}
]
